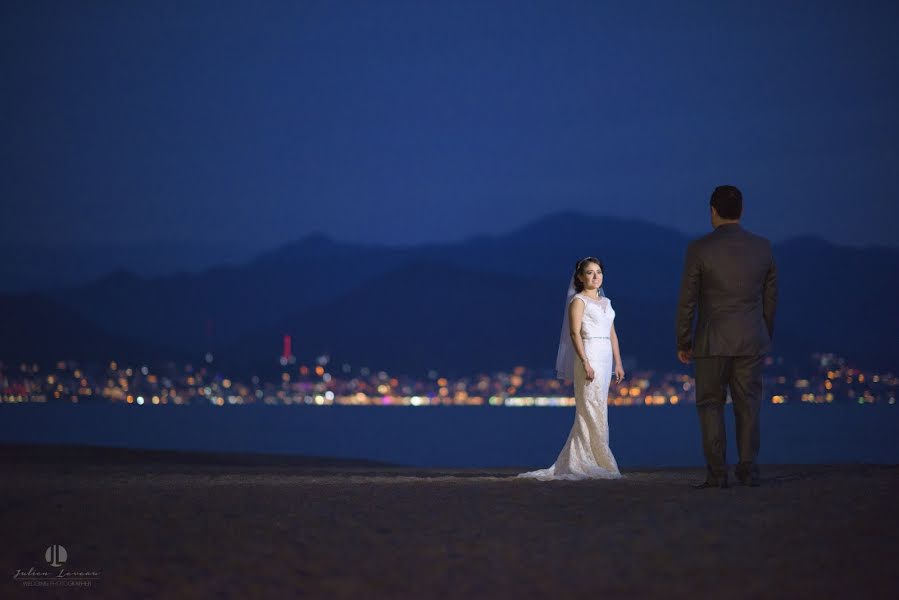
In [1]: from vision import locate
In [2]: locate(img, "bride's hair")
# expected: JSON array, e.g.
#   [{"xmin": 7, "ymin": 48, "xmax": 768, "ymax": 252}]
[{"xmin": 572, "ymin": 257, "xmax": 604, "ymax": 293}]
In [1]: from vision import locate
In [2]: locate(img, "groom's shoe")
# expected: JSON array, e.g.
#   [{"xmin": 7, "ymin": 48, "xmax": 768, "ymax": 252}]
[
  {"xmin": 736, "ymin": 473, "xmax": 761, "ymax": 487},
  {"xmin": 692, "ymin": 478, "xmax": 729, "ymax": 489}
]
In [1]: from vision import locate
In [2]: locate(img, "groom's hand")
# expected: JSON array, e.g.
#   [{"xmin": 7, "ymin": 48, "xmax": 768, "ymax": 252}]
[{"xmin": 677, "ymin": 349, "xmax": 693, "ymax": 364}]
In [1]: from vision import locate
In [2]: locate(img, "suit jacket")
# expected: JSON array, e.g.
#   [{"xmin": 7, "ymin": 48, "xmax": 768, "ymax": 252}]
[{"xmin": 676, "ymin": 223, "xmax": 777, "ymax": 357}]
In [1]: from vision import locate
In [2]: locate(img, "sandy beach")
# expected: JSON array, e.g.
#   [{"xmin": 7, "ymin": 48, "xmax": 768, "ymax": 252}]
[{"xmin": 1, "ymin": 444, "xmax": 896, "ymax": 599}]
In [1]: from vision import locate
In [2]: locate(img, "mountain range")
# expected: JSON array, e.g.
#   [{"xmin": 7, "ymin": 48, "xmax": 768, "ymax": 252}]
[{"xmin": 2, "ymin": 213, "xmax": 897, "ymax": 377}]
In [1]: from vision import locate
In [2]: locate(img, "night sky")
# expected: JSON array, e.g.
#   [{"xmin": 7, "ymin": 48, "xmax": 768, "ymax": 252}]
[{"xmin": 3, "ymin": 0, "xmax": 898, "ymax": 252}]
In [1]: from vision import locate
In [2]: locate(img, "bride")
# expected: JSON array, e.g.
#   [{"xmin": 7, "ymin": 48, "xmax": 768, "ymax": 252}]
[{"xmin": 518, "ymin": 257, "xmax": 625, "ymax": 480}]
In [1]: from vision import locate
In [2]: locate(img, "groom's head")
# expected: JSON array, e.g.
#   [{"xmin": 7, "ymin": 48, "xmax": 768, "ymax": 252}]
[{"xmin": 710, "ymin": 185, "xmax": 742, "ymax": 227}]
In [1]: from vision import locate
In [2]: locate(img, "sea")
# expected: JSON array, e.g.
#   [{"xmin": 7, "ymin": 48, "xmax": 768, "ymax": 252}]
[{"xmin": 0, "ymin": 403, "xmax": 896, "ymax": 468}]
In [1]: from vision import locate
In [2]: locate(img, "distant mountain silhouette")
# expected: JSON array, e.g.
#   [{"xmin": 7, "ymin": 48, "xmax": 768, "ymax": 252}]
[
  {"xmin": 49, "ymin": 237, "xmax": 415, "ymax": 354},
  {"xmin": 0, "ymin": 241, "xmax": 258, "ymax": 292},
  {"xmin": 0, "ymin": 292, "xmax": 175, "ymax": 366},
  {"xmin": 1, "ymin": 213, "xmax": 895, "ymax": 375}
]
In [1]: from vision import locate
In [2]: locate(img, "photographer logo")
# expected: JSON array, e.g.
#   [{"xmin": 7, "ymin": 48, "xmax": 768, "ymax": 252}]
[
  {"xmin": 11, "ymin": 545, "xmax": 101, "ymax": 588},
  {"xmin": 45, "ymin": 544, "xmax": 67, "ymax": 567}
]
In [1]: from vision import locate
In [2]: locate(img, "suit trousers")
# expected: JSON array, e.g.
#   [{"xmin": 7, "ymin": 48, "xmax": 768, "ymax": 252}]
[{"xmin": 694, "ymin": 355, "xmax": 764, "ymax": 482}]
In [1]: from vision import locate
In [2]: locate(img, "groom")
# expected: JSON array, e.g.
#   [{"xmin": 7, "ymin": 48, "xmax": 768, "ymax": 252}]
[{"xmin": 676, "ymin": 185, "xmax": 777, "ymax": 489}]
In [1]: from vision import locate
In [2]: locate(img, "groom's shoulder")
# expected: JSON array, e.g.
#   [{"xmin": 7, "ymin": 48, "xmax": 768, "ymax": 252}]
[
  {"xmin": 741, "ymin": 228, "xmax": 774, "ymax": 251},
  {"xmin": 687, "ymin": 230, "xmax": 717, "ymax": 253},
  {"xmin": 751, "ymin": 230, "xmax": 772, "ymax": 245},
  {"xmin": 694, "ymin": 230, "xmax": 717, "ymax": 244},
  {"xmin": 691, "ymin": 226, "xmax": 772, "ymax": 249}
]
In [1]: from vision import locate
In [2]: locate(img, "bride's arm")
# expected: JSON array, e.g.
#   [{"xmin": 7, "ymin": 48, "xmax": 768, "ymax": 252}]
[
  {"xmin": 610, "ymin": 323, "xmax": 621, "ymax": 365},
  {"xmin": 568, "ymin": 299, "xmax": 589, "ymax": 366},
  {"xmin": 610, "ymin": 323, "xmax": 625, "ymax": 381}
]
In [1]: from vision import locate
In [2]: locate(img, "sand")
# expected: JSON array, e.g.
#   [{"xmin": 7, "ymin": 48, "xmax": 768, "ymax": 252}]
[{"xmin": 0, "ymin": 444, "xmax": 896, "ymax": 599}]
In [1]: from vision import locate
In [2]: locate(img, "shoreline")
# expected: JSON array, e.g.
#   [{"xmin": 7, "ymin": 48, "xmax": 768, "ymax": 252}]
[{"xmin": 2, "ymin": 403, "xmax": 897, "ymax": 468}]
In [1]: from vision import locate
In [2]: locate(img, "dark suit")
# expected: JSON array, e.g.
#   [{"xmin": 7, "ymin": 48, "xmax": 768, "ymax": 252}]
[{"xmin": 676, "ymin": 223, "xmax": 777, "ymax": 483}]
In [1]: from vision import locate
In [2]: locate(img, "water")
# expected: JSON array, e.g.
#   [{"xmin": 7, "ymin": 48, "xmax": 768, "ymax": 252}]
[{"xmin": 0, "ymin": 403, "xmax": 896, "ymax": 468}]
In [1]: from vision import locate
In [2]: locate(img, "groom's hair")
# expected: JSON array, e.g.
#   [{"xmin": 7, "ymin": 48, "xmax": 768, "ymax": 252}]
[{"xmin": 710, "ymin": 185, "xmax": 743, "ymax": 220}]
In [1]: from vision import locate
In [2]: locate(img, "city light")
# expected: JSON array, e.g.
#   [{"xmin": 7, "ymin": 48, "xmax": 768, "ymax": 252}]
[{"xmin": 0, "ymin": 352, "xmax": 895, "ymax": 408}]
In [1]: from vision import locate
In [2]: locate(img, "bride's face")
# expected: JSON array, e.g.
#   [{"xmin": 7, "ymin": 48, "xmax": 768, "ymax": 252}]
[{"xmin": 579, "ymin": 262, "xmax": 603, "ymax": 290}]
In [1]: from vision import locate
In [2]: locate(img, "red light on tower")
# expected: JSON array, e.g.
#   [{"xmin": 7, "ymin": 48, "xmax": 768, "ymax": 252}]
[{"xmin": 282, "ymin": 335, "xmax": 292, "ymax": 359}]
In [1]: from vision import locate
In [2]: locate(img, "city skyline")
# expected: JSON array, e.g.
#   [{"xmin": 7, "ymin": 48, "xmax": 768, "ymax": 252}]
[{"xmin": 3, "ymin": 350, "xmax": 895, "ymax": 408}]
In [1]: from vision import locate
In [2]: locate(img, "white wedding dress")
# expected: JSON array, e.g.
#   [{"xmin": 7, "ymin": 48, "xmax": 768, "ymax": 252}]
[{"xmin": 518, "ymin": 294, "xmax": 622, "ymax": 481}]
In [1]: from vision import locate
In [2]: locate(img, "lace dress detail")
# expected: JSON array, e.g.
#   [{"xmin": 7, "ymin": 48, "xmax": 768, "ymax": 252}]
[{"xmin": 518, "ymin": 294, "xmax": 622, "ymax": 481}]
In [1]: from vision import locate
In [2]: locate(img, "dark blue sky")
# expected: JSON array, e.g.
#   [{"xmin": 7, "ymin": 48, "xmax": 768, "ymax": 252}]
[{"xmin": 3, "ymin": 1, "xmax": 898, "ymax": 250}]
